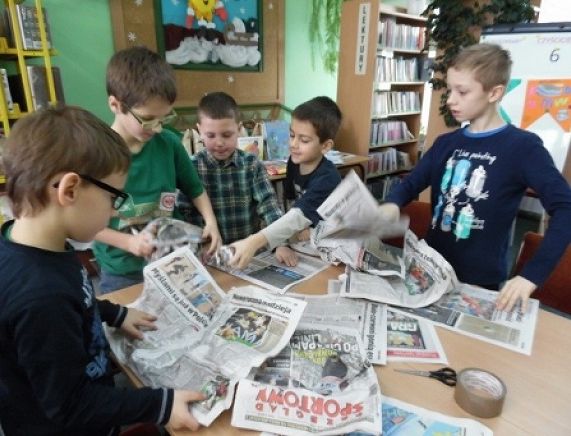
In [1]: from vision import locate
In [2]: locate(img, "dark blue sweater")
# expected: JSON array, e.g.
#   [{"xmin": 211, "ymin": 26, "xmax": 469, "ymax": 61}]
[
  {"xmin": 284, "ymin": 156, "xmax": 341, "ymax": 226},
  {"xmin": 387, "ymin": 124, "xmax": 571, "ymax": 287},
  {"xmin": 0, "ymin": 222, "xmax": 173, "ymax": 436}
]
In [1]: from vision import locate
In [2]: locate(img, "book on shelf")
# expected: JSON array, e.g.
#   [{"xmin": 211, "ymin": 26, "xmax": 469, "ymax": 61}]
[
  {"xmin": 27, "ymin": 65, "xmax": 64, "ymax": 110},
  {"xmin": 8, "ymin": 66, "xmax": 65, "ymax": 112},
  {"xmin": 237, "ymin": 135, "xmax": 264, "ymax": 160},
  {"xmin": 15, "ymin": 5, "xmax": 53, "ymax": 50},
  {"xmin": 0, "ymin": 69, "xmax": 13, "ymax": 112},
  {"xmin": 262, "ymin": 120, "xmax": 290, "ymax": 161}
]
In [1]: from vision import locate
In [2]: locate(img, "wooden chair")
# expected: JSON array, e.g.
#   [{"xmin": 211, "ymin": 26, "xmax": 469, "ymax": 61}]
[
  {"xmin": 512, "ymin": 231, "xmax": 571, "ymax": 314},
  {"xmin": 383, "ymin": 200, "xmax": 432, "ymax": 248}
]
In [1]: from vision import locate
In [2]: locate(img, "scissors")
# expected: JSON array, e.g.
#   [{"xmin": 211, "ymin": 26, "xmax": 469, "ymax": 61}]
[{"xmin": 394, "ymin": 366, "xmax": 457, "ymax": 387}]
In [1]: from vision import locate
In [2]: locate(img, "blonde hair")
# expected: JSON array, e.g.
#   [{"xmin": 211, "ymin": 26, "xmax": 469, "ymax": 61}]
[{"xmin": 449, "ymin": 43, "xmax": 512, "ymax": 90}]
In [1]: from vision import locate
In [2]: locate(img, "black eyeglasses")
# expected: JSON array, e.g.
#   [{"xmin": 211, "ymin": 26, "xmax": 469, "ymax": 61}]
[
  {"xmin": 52, "ymin": 174, "xmax": 129, "ymax": 210},
  {"xmin": 125, "ymin": 105, "xmax": 177, "ymax": 130}
]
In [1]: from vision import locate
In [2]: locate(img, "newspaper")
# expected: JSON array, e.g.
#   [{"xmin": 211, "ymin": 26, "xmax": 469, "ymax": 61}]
[
  {"xmin": 345, "ymin": 396, "xmax": 493, "ymax": 436},
  {"xmin": 290, "ymin": 293, "xmax": 388, "ymax": 365},
  {"xmin": 386, "ymin": 309, "xmax": 448, "ymax": 364},
  {"xmin": 105, "ymin": 246, "xmax": 307, "ymax": 426},
  {"xmin": 393, "ymin": 283, "xmax": 539, "ymax": 355},
  {"xmin": 211, "ymin": 249, "xmax": 329, "ymax": 294},
  {"xmin": 340, "ymin": 231, "xmax": 457, "ymax": 308},
  {"xmin": 316, "ymin": 170, "xmax": 408, "ymax": 240},
  {"xmin": 303, "ymin": 171, "xmax": 409, "ymax": 268},
  {"xmin": 232, "ymin": 324, "xmax": 382, "ymax": 435}
]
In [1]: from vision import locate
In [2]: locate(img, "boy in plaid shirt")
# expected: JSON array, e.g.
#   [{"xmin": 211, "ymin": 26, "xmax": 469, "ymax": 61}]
[{"xmin": 190, "ymin": 92, "xmax": 298, "ymax": 266}]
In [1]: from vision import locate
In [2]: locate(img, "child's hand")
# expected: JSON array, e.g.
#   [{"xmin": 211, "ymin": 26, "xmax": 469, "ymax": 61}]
[
  {"xmin": 128, "ymin": 232, "xmax": 154, "ymax": 257},
  {"xmin": 496, "ymin": 275, "xmax": 537, "ymax": 313},
  {"xmin": 120, "ymin": 308, "xmax": 157, "ymax": 340},
  {"xmin": 229, "ymin": 233, "xmax": 267, "ymax": 269},
  {"xmin": 168, "ymin": 390, "xmax": 206, "ymax": 431},
  {"xmin": 202, "ymin": 222, "xmax": 222, "ymax": 256},
  {"xmin": 275, "ymin": 246, "xmax": 298, "ymax": 267},
  {"xmin": 377, "ymin": 203, "xmax": 400, "ymax": 222},
  {"xmin": 296, "ymin": 228, "xmax": 311, "ymax": 242}
]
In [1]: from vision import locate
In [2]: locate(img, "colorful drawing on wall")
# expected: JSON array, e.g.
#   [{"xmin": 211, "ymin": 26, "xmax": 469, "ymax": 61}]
[
  {"xmin": 157, "ymin": 0, "xmax": 262, "ymax": 71},
  {"xmin": 522, "ymin": 79, "xmax": 571, "ymax": 131}
]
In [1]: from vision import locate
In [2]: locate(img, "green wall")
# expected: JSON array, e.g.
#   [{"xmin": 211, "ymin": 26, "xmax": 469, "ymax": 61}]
[
  {"xmin": 46, "ymin": 1, "xmax": 412, "ymax": 118},
  {"xmin": 283, "ymin": 0, "xmax": 338, "ymax": 110},
  {"xmin": 48, "ymin": 0, "xmax": 114, "ymax": 122}
]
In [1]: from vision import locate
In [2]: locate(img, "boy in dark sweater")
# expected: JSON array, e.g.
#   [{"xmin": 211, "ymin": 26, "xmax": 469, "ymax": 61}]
[
  {"xmin": 0, "ymin": 106, "xmax": 204, "ymax": 435},
  {"xmin": 380, "ymin": 44, "xmax": 571, "ymax": 312},
  {"xmin": 229, "ymin": 96, "xmax": 343, "ymax": 269}
]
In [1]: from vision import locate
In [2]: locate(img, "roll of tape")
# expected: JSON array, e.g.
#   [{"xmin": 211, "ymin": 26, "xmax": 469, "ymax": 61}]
[{"xmin": 454, "ymin": 368, "xmax": 507, "ymax": 418}]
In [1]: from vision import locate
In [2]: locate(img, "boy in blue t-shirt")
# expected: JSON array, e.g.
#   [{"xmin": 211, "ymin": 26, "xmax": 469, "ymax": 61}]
[
  {"xmin": 0, "ymin": 106, "xmax": 205, "ymax": 435},
  {"xmin": 380, "ymin": 43, "xmax": 571, "ymax": 312},
  {"xmin": 230, "ymin": 96, "xmax": 343, "ymax": 269}
]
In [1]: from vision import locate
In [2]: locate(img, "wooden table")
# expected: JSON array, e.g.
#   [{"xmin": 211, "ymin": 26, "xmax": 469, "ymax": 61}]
[{"xmin": 102, "ymin": 266, "xmax": 571, "ymax": 436}]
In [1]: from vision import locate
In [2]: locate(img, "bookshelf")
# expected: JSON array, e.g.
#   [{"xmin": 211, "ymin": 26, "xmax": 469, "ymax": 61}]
[
  {"xmin": 336, "ymin": 1, "xmax": 428, "ymax": 200},
  {"xmin": 0, "ymin": 0, "xmax": 58, "ymax": 136}
]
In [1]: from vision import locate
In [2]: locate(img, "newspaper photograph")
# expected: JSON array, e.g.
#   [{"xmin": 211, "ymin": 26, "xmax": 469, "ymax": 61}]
[
  {"xmin": 393, "ymin": 283, "xmax": 539, "ymax": 355},
  {"xmin": 211, "ymin": 249, "xmax": 329, "ymax": 294},
  {"xmin": 340, "ymin": 231, "xmax": 457, "ymax": 308},
  {"xmin": 344, "ymin": 396, "xmax": 492, "ymax": 436},
  {"xmin": 232, "ymin": 324, "xmax": 382, "ymax": 435},
  {"xmin": 290, "ymin": 293, "xmax": 388, "ymax": 365},
  {"xmin": 386, "ymin": 310, "xmax": 448, "ymax": 364},
  {"xmin": 105, "ymin": 246, "xmax": 307, "ymax": 426}
]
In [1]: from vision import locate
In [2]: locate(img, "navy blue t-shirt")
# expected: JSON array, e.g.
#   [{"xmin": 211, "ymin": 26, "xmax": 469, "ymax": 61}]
[
  {"xmin": 387, "ymin": 124, "xmax": 571, "ymax": 287},
  {"xmin": 284, "ymin": 156, "xmax": 342, "ymax": 226}
]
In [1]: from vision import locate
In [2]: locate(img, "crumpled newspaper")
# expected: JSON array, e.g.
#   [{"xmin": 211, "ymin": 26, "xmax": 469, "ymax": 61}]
[{"xmin": 142, "ymin": 217, "xmax": 204, "ymax": 262}]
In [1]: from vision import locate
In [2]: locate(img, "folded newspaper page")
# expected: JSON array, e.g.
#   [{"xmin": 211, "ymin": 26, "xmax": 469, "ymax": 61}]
[
  {"xmin": 211, "ymin": 249, "xmax": 329, "ymax": 294},
  {"xmin": 232, "ymin": 324, "xmax": 381, "ymax": 435},
  {"xmin": 387, "ymin": 309, "xmax": 448, "ymax": 364},
  {"xmin": 105, "ymin": 246, "xmax": 307, "ymax": 426},
  {"xmin": 393, "ymin": 283, "xmax": 539, "ymax": 355},
  {"xmin": 341, "ymin": 231, "xmax": 457, "ymax": 308},
  {"xmin": 261, "ymin": 394, "xmax": 493, "ymax": 436},
  {"xmin": 290, "ymin": 293, "xmax": 388, "ymax": 365},
  {"xmin": 342, "ymin": 396, "xmax": 492, "ymax": 436},
  {"xmin": 299, "ymin": 170, "xmax": 408, "ymax": 268},
  {"xmin": 316, "ymin": 170, "xmax": 409, "ymax": 240}
]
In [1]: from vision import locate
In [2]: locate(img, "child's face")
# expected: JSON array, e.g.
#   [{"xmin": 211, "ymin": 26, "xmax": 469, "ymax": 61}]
[
  {"xmin": 112, "ymin": 96, "xmax": 174, "ymax": 146},
  {"xmin": 71, "ymin": 172, "xmax": 127, "ymax": 242},
  {"xmin": 446, "ymin": 67, "xmax": 501, "ymax": 124},
  {"xmin": 198, "ymin": 116, "xmax": 239, "ymax": 161},
  {"xmin": 289, "ymin": 119, "xmax": 330, "ymax": 167}
]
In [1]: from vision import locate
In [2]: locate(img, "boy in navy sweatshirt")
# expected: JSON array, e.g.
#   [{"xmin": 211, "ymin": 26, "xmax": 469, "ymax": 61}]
[
  {"xmin": 0, "ymin": 106, "xmax": 204, "ymax": 435},
  {"xmin": 380, "ymin": 44, "xmax": 571, "ymax": 313}
]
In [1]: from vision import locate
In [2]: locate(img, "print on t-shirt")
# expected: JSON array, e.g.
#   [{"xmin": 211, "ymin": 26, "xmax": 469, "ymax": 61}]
[{"xmin": 432, "ymin": 148, "xmax": 497, "ymax": 241}]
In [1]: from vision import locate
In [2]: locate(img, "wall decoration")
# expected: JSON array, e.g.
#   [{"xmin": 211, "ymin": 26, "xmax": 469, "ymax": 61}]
[{"xmin": 157, "ymin": 0, "xmax": 263, "ymax": 71}]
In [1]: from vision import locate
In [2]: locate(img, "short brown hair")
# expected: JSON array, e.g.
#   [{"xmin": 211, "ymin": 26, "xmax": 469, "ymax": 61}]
[
  {"xmin": 106, "ymin": 46, "xmax": 177, "ymax": 110},
  {"xmin": 448, "ymin": 43, "xmax": 512, "ymax": 90},
  {"xmin": 197, "ymin": 92, "xmax": 240, "ymax": 122},
  {"xmin": 292, "ymin": 96, "xmax": 342, "ymax": 143},
  {"xmin": 3, "ymin": 105, "xmax": 130, "ymax": 217}
]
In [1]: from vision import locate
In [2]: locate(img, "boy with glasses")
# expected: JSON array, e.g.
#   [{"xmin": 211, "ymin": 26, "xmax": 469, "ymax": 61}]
[
  {"xmin": 93, "ymin": 46, "xmax": 221, "ymax": 293},
  {"xmin": 0, "ymin": 106, "xmax": 205, "ymax": 435}
]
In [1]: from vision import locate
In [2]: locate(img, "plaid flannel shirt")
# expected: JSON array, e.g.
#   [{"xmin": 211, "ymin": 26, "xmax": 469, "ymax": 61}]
[{"xmin": 191, "ymin": 148, "xmax": 283, "ymax": 243}]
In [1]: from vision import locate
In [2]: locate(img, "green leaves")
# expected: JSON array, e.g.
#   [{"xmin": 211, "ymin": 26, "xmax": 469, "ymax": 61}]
[
  {"xmin": 424, "ymin": 0, "xmax": 534, "ymax": 126},
  {"xmin": 309, "ymin": 0, "xmax": 344, "ymax": 75}
]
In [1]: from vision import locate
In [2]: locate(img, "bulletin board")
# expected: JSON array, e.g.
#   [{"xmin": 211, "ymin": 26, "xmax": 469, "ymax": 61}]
[{"xmin": 109, "ymin": 0, "xmax": 284, "ymax": 107}]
